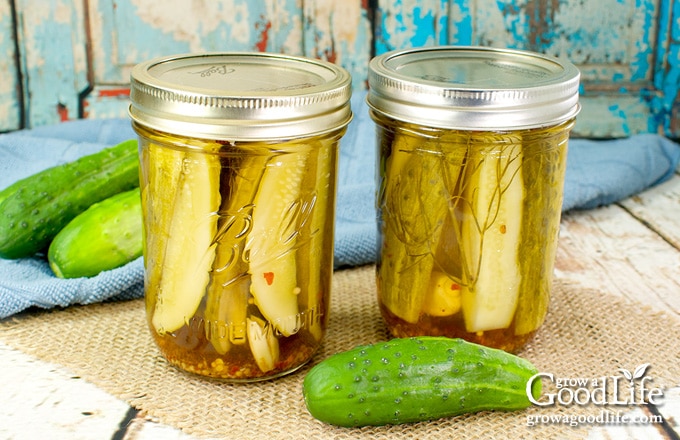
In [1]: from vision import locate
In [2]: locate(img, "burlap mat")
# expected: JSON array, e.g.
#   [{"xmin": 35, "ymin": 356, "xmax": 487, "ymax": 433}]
[{"xmin": 1, "ymin": 265, "xmax": 679, "ymax": 439}]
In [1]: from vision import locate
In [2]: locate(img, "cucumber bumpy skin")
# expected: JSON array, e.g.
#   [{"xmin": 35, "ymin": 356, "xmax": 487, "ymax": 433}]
[
  {"xmin": 378, "ymin": 134, "xmax": 451, "ymax": 324},
  {"xmin": 0, "ymin": 139, "xmax": 139, "ymax": 259},
  {"xmin": 303, "ymin": 337, "xmax": 540, "ymax": 427},
  {"xmin": 48, "ymin": 188, "xmax": 142, "ymax": 278}
]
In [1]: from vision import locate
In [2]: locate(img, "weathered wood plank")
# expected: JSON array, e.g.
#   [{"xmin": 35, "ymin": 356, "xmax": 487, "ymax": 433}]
[
  {"xmin": 85, "ymin": 0, "xmax": 305, "ymax": 121},
  {"xmin": 653, "ymin": 0, "xmax": 680, "ymax": 138},
  {"xmin": 493, "ymin": 0, "xmax": 675, "ymax": 137},
  {"xmin": 375, "ymin": 0, "xmax": 449, "ymax": 53},
  {"xmin": 8, "ymin": 0, "xmax": 680, "ymax": 137},
  {"xmin": 125, "ymin": 415, "xmax": 194, "ymax": 439},
  {"xmin": 588, "ymin": 386, "xmax": 680, "ymax": 440},
  {"xmin": 587, "ymin": 404, "xmax": 672, "ymax": 440},
  {"xmin": 303, "ymin": 0, "xmax": 373, "ymax": 89},
  {"xmin": 0, "ymin": 342, "xmax": 132, "ymax": 439},
  {"xmin": 618, "ymin": 173, "xmax": 680, "ymax": 250},
  {"xmin": 14, "ymin": 0, "xmax": 88, "ymax": 127},
  {"xmin": 87, "ymin": 0, "xmax": 304, "ymax": 84},
  {"xmin": 81, "ymin": 85, "xmax": 131, "ymax": 121},
  {"xmin": 374, "ymin": 0, "xmax": 678, "ymax": 138},
  {"xmin": 0, "ymin": 0, "xmax": 22, "ymax": 131},
  {"xmin": 84, "ymin": 0, "xmax": 373, "ymax": 121},
  {"xmin": 576, "ymin": 96, "xmax": 655, "ymax": 139},
  {"xmin": 555, "ymin": 203, "xmax": 680, "ymax": 317},
  {"xmin": 465, "ymin": 0, "xmax": 660, "ymax": 88}
]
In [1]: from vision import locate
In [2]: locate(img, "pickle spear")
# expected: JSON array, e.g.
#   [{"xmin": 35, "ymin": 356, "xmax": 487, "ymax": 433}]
[
  {"xmin": 140, "ymin": 144, "xmax": 169, "ymax": 320},
  {"xmin": 148, "ymin": 144, "xmax": 221, "ymax": 334},
  {"xmin": 513, "ymin": 132, "xmax": 569, "ymax": 335},
  {"xmin": 245, "ymin": 147, "xmax": 310, "ymax": 337},
  {"xmin": 378, "ymin": 134, "xmax": 450, "ymax": 324},
  {"xmin": 423, "ymin": 137, "xmax": 468, "ymax": 317},
  {"xmin": 460, "ymin": 141, "xmax": 524, "ymax": 333},
  {"xmin": 297, "ymin": 139, "xmax": 334, "ymax": 341},
  {"xmin": 204, "ymin": 151, "xmax": 269, "ymax": 354}
]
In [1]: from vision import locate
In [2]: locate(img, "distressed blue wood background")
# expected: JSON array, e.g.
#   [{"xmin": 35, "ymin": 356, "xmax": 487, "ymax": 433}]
[{"xmin": 1, "ymin": 0, "xmax": 678, "ymax": 138}]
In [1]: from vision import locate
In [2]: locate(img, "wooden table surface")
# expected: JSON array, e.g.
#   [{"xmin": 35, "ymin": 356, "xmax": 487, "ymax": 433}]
[{"xmin": 1, "ymin": 169, "xmax": 679, "ymax": 440}]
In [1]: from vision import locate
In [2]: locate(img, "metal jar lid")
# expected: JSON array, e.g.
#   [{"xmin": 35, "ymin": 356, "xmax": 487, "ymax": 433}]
[
  {"xmin": 129, "ymin": 52, "xmax": 352, "ymax": 141},
  {"xmin": 367, "ymin": 46, "xmax": 580, "ymax": 130}
]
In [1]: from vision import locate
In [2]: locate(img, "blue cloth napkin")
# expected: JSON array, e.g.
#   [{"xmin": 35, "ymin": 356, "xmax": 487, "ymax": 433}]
[{"xmin": 1, "ymin": 92, "xmax": 679, "ymax": 319}]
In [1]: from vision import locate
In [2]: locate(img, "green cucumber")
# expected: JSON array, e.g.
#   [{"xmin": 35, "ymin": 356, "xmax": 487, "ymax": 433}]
[
  {"xmin": 303, "ymin": 336, "xmax": 540, "ymax": 427},
  {"xmin": 0, "ymin": 139, "xmax": 139, "ymax": 259},
  {"xmin": 47, "ymin": 188, "xmax": 142, "ymax": 278}
]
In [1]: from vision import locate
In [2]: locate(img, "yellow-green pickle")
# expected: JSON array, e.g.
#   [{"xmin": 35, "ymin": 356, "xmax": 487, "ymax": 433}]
[
  {"xmin": 129, "ymin": 53, "xmax": 352, "ymax": 381},
  {"xmin": 368, "ymin": 47, "xmax": 581, "ymax": 352}
]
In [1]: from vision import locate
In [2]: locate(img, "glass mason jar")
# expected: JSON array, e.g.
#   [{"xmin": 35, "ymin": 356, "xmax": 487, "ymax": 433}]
[
  {"xmin": 368, "ymin": 46, "xmax": 580, "ymax": 353},
  {"xmin": 129, "ymin": 53, "xmax": 352, "ymax": 381}
]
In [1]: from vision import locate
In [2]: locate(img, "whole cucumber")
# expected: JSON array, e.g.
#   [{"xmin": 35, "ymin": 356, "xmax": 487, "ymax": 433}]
[
  {"xmin": 48, "ymin": 188, "xmax": 142, "ymax": 278},
  {"xmin": 302, "ymin": 337, "xmax": 540, "ymax": 427},
  {"xmin": 0, "ymin": 139, "xmax": 139, "ymax": 259}
]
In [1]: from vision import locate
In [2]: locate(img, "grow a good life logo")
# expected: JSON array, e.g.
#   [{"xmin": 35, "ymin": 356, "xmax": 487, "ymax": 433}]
[
  {"xmin": 524, "ymin": 364, "xmax": 667, "ymax": 428},
  {"xmin": 526, "ymin": 363, "xmax": 664, "ymax": 407}
]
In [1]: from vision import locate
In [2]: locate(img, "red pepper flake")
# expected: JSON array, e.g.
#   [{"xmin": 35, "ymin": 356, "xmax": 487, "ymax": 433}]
[
  {"xmin": 263, "ymin": 272, "xmax": 275, "ymax": 285},
  {"xmin": 450, "ymin": 283, "xmax": 460, "ymax": 291}
]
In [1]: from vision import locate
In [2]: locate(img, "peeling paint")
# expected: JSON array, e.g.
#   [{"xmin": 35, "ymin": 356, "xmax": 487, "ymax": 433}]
[
  {"xmin": 97, "ymin": 88, "xmax": 130, "ymax": 98},
  {"xmin": 0, "ymin": 0, "xmax": 19, "ymax": 131},
  {"xmin": 56, "ymin": 103, "xmax": 69, "ymax": 122},
  {"xmin": 377, "ymin": 0, "xmax": 450, "ymax": 53},
  {"xmin": 17, "ymin": 0, "xmax": 87, "ymax": 127},
  {"xmin": 255, "ymin": 16, "xmax": 272, "ymax": 52},
  {"xmin": 449, "ymin": 1, "xmax": 473, "ymax": 44},
  {"xmin": 54, "ymin": 0, "xmax": 73, "ymax": 25},
  {"xmin": 304, "ymin": 0, "xmax": 371, "ymax": 89},
  {"xmin": 5, "ymin": 0, "xmax": 679, "ymax": 137},
  {"xmin": 654, "ymin": 0, "xmax": 680, "ymax": 134},
  {"xmin": 473, "ymin": 0, "xmax": 525, "ymax": 48},
  {"xmin": 304, "ymin": 0, "xmax": 363, "ymax": 59},
  {"xmin": 578, "ymin": 96, "xmax": 651, "ymax": 137},
  {"xmin": 281, "ymin": 13, "xmax": 303, "ymax": 55},
  {"xmin": 129, "ymin": 0, "xmax": 254, "ymax": 51},
  {"xmin": 630, "ymin": 0, "xmax": 656, "ymax": 82},
  {"xmin": 261, "ymin": 0, "xmax": 300, "ymax": 53}
]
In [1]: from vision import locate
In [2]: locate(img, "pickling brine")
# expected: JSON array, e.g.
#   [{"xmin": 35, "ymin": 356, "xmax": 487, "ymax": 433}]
[
  {"xmin": 129, "ymin": 52, "xmax": 351, "ymax": 381},
  {"xmin": 136, "ymin": 125, "xmax": 342, "ymax": 380},
  {"xmin": 368, "ymin": 46, "xmax": 580, "ymax": 352},
  {"xmin": 374, "ymin": 115, "xmax": 573, "ymax": 353}
]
